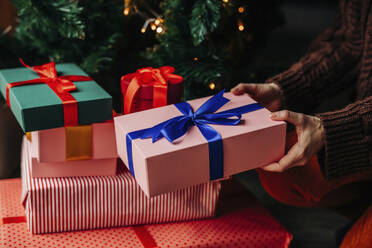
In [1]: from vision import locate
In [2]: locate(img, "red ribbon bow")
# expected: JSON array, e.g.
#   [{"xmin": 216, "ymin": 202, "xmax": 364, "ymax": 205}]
[
  {"xmin": 6, "ymin": 59, "xmax": 93, "ymax": 126},
  {"xmin": 121, "ymin": 66, "xmax": 183, "ymax": 114}
]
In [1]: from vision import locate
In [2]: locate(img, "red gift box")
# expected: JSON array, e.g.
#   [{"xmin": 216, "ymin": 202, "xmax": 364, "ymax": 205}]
[
  {"xmin": 121, "ymin": 67, "xmax": 183, "ymax": 114},
  {"xmin": 1, "ymin": 178, "xmax": 292, "ymax": 248}
]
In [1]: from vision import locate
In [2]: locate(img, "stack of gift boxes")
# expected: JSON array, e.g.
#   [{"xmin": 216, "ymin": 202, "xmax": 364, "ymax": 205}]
[{"xmin": 0, "ymin": 61, "xmax": 289, "ymax": 244}]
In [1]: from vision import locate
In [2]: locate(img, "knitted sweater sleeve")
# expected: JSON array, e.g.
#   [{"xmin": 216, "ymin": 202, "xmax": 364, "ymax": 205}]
[
  {"xmin": 317, "ymin": 96, "xmax": 372, "ymax": 179},
  {"xmin": 266, "ymin": 0, "xmax": 362, "ymax": 111}
]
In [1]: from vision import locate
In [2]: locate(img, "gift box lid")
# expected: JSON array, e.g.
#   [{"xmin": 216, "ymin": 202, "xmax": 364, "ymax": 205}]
[
  {"xmin": 116, "ymin": 92, "xmax": 284, "ymax": 157},
  {"xmin": 0, "ymin": 63, "xmax": 112, "ymax": 132}
]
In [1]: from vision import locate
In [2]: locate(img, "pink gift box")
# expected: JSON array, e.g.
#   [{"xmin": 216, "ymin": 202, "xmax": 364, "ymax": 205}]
[
  {"xmin": 114, "ymin": 92, "xmax": 286, "ymax": 197},
  {"xmin": 1, "ymin": 178, "xmax": 292, "ymax": 248},
  {"xmin": 30, "ymin": 121, "xmax": 117, "ymax": 162},
  {"xmin": 21, "ymin": 137, "xmax": 222, "ymax": 234}
]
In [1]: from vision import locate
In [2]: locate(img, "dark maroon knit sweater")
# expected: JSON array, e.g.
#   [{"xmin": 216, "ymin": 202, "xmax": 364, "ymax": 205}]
[{"xmin": 266, "ymin": 0, "xmax": 372, "ymax": 179}]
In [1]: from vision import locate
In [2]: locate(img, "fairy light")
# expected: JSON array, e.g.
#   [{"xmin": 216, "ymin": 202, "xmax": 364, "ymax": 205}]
[
  {"xmin": 123, "ymin": 7, "xmax": 130, "ymax": 16},
  {"xmin": 222, "ymin": 0, "xmax": 229, "ymax": 3},
  {"xmin": 123, "ymin": 0, "xmax": 131, "ymax": 16},
  {"xmin": 140, "ymin": 18, "xmax": 154, "ymax": 34},
  {"xmin": 238, "ymin": 20, "xmax": 244, "ymax": 31},
  {"xmin": 238, "ymin": 7, "xmax": 245, "ymax": 13},
  {"xmin": 193, "ymin": 57, "xmax": 199, "ymax": 61},
  {"xmin": 123, "ymin": 1, "xmax": 165, "ymax": 35},
  {"xmin": 156, "ymin": 26, "xmax": 164, "ymax": 34},
  {"xmin": 209, "ymin": 82, "xmax": 216, "ymax": 90}
]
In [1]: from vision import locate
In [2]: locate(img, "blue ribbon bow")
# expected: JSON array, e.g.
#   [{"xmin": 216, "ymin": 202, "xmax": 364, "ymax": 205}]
[{"xmin": 126, "ymin": 90, "xmax": 264, "ymax": 180}]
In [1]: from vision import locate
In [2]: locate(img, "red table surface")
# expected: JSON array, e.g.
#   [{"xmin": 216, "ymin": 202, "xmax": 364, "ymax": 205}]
[{"xmin": 0, "ymin": 178, "xmax": 292, "ymax": 248}]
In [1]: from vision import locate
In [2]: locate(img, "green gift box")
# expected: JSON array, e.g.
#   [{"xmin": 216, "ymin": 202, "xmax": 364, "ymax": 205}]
[{"xmin": 0, "ymin": 62, "xmax": 112, "ymax": 132}]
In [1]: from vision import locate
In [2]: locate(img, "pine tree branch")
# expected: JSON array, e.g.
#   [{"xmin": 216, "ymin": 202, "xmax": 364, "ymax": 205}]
[
  {"xmin": 13, "ymin": 0, "xmax": 85, "ymax": 40},
  {"xmin": 189, "ymin": 0, "xmax": 221, "ymax": 46}
]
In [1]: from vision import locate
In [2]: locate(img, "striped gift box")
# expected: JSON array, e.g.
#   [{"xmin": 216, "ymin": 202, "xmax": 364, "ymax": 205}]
[
  {"xmin": 1, "ymin": 178, "xmax": 292, "ymax": 248},
  {"xmin": 21, "ymin": 137, "xmax": 221, "ymax": 234}
]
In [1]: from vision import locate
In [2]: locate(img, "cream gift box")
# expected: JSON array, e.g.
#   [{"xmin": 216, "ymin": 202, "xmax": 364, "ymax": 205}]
[
  {"xmin": 29, "ymin": 121, "xmax": 117, "ymax": 163},
  {"xmin": 21, "ymin": 137, "xmax": 222, "ymax": 234},
  {"xmin": 114, "ymin": 91, "xmax": 286, "ymax": 196},
  {"xmin": 29, "ymin": 157, "xmax": 117, "ymax": 178},
  {"xmin": 27, "ymin": 120, "xmax": 118, "ymax": 178}
]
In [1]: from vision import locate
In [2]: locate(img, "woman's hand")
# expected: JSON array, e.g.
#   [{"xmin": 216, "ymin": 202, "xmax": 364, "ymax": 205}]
[
  {"xmin": 231, "ymin": 83, "xmax": 282, "ymax": 112},
  {"xmin": 262, "ymin": 110, "xmax": 325, "ymax": 172},
  {"xmin": 231, "ymin": 83, "xmax": 325, "ymax": 172}
]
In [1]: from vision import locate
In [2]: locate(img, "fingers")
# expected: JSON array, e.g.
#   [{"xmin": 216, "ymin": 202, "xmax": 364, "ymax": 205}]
[
  {"xmin": 263, "ymin": 112, "xmax": 321, "ymax": 173},
  {"xmin": 270, "ymin": 110, "xmax": 304, "ymax": 126},
  {"xmin": 261, "ymin": 143, "xmax": 306, "ymax": 172},
  {"xmin": 231, "ymin": 83, "xmax": 258, "ymax": 96},
  {"xmin": 260, "ymin": 162, "xmax": 282, "ymax": 172}
]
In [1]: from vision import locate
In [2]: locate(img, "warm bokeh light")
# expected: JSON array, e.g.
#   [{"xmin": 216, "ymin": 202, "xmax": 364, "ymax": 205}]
[
  {"xmin": 193, "ymin": 57, "xmax": 199, "ymax": 61},
  {"xmin": 156, "ymin": 26, "xmax": 164, "ymax": 33},
  {"xmin": 238, "ymin": 7, "xmax": 245, "ymax": 13},
  {"xmin": 238, "ymin": 20, "xmax": 244, "ymax": 31},
  {"xmin": 123, "ymin": 7, "xmax": 130, "ymax": 16},
  {"xmin": 209, "ymin": 82, "xmax": 216, "ymax": 90},
  {"xmin": 151, "ymin": 23, "xmax": 157, "ymax": 30}
]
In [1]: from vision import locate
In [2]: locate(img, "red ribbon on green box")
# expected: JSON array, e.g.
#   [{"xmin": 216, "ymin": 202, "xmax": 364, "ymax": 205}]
[{"xmin": 5, "ymin": 60, "xmax": 93, "ymax": 127}]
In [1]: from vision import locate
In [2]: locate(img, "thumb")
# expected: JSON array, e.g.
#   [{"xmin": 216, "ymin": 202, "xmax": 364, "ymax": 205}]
[
  {"xmin": 270, "ymin": 110, "xmax": 304, "ymax": 126},
  {"xmin": 231, "ymin": 83, "xmax": 258, "ymax": 96}
]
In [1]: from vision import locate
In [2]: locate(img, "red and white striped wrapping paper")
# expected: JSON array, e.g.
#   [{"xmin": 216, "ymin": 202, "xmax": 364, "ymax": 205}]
[
  {"xmin": 21, "ymin": 137, "xmax": 221, "ymax": 234},
  {"xmin": 2, "ymin": 178, "xmax": 292, "ymax": 248}
]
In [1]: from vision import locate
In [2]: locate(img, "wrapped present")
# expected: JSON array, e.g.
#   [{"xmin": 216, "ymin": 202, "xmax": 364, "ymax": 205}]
[
  {"xmin": 0, "ymin": 60, "xmax": 112, "ymax": 132},
  {"xmin": 1, "ymin": 178, "xmax": 292, "ymax": 248},
  {"xmin": 121, "ymin": 66, "xmax": 183, "ymax": 114},
  {"xmin": 20, "ymin": 137, "xmax": 221, "ymax": 234},
  {"xmin": 29, "ymin": 121, "xmax": 117, "ymax": 163},
  {"xmin": 114, "ymin": 90, "xmax": 286, "ymax": 196}
]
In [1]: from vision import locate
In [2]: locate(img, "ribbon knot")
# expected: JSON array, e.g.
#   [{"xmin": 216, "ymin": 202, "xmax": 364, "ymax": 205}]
[
  {"xmin": 122, "ymin": 66, "xmax": 183, "ymax": 114},
  {"xmin": 126, "ymin": 90, "xmax": 264, "ymax": 181},
  {"xmin": 140, "ymin": 90, "xmax": 243, "ymax": 144},
  {"xmin": 20, "ymin": 59, "xmax": 78, "ymax": 94},
  {"xmin": 54, "ymin": 78, "xmax": 77, "ymax": 94}
]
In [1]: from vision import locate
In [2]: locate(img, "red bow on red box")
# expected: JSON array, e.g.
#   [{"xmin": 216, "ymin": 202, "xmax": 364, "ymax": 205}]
[{"xmin": 121, "ymin": 66, "xmax": 183, "ymax": 114}]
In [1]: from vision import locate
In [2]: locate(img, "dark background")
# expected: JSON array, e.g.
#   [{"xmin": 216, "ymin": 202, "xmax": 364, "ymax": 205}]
[
  {"xmin": 0, "ymin": 0, "xmax": 340, "ymax": 179},
  {"xmin": 2, "ymin": 2, "xmax": 355, "ymax": 247}
]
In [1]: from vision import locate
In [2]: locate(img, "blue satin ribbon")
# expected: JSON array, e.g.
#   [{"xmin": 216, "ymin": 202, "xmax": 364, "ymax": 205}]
[{"xmin": 126, "ymin": 90, "xmax": 264, "ymax": 180}]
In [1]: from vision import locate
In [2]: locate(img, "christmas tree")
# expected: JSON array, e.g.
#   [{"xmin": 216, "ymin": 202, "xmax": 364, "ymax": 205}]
[{"xmin": 1, "ymin": 0, "xmax": 284, "ymax": 109}]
